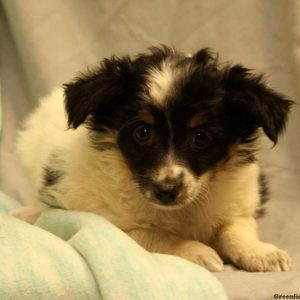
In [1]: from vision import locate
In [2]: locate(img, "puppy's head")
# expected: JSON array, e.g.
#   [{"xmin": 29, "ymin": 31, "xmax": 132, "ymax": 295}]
[{"xmin": 64, "ymin": 45, "xmax": 293, "ymax": 209}]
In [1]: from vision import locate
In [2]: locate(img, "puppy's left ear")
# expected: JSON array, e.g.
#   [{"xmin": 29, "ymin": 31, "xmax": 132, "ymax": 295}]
[
  {"xmin": 64, "ymin": 56, "xmax": 135, "ymax": 129},
  {"xmin": 223, "ymin": 65, "xmax": 294, "ymax": 143}
]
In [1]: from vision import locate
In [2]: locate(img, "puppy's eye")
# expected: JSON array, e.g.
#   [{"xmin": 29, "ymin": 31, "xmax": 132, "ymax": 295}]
[
  {"xmin": 133, "ymin": 124, "xmax": 152, "ymax": 145},
  {"xmin": 192, "ymin": 129, "xmax": 211, "ymax": 150}
]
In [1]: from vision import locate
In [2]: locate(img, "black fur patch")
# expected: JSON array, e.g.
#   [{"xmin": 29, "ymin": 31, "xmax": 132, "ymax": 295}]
[
  {"xmin": 43, "ymin": 167, "xmax": 63, "ymax": 186},
  {"xmin": 255, "ymin": 172, "xmax": 270, "ymax": 218},
  {"xmin": 39, "ymin": 153, "xmax": 65, "ymax": 207},
  {"xmin": 236, "ymin": 149, "xmax": 256, "ymax": 165},
  {"xmin": 38, "ymin": 188, "xmax": 60, "ymax": 207}
]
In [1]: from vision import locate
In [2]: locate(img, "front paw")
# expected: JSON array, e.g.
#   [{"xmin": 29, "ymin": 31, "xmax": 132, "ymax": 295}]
[
  {"xmin": 173, "ymin": 241, "xmax": 224, "ymax": 272},
  {"xmin": 10, "ymin": 206, "xmax": 42, "ymax": 224},
  {"xmin": 234, "ymin": 242, "xmax": 291, "ymax": 272}
]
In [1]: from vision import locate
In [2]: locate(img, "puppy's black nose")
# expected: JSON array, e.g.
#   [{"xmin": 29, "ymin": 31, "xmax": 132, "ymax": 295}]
[{"xmin": 153, "ymin": 183, "xmax": 181, "ymax": 204}]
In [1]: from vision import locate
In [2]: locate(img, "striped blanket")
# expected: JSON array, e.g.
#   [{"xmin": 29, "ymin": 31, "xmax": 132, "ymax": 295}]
[{"xmin": 0, "ymin": 191, "xmax": 227, "ymax": 300}]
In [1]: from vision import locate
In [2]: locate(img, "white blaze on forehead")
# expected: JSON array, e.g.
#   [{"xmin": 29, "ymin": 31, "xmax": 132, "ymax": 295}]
[{"xmin": 147, "ymin": 61, "xmax": 175, "ymax": 105}]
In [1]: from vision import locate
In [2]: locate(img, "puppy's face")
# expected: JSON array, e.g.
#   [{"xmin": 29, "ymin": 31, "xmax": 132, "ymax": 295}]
[{"xmin": 64, "ymin": 46, "xmax": 292, "ymax": 209}]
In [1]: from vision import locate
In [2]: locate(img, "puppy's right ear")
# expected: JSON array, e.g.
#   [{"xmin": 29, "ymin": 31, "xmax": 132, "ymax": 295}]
[
  {"xmin": 64, "ymin": 56, "xmax": 134, "ymax": 129},
  {"xmin": 223, "ymin": 65, "xmax": 293, "ymax": 143}
]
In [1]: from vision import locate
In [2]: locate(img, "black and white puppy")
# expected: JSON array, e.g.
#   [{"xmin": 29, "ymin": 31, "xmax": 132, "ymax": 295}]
[{"xmin": 17, "ymin": 46, "xmax": 293, "ymax": 272}]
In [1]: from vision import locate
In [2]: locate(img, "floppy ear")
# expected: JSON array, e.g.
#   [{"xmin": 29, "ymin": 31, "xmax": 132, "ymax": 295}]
[
  {"xmin": 64, "ymin": 56, "xmax": 134, "ymax": 129},
  {"xmin": 223, "ymin": 65, "xmax": 293, "ymax": 143}
]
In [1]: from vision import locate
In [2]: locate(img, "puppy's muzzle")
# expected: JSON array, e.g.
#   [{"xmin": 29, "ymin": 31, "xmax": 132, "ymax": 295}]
[{"xmin": 152, "ymin": 177, "xmax": 183, "ymax": 205}]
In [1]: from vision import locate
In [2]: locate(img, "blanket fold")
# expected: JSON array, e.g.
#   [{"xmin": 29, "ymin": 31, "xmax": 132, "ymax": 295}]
[{"xmin": 0, "ymin": 192, "xmax": 227, "ymax": 300}]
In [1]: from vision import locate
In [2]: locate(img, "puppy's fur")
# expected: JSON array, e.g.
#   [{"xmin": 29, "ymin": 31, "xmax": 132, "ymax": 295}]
[{"xmin": 17, "ymin": 46, "xmax": 293, "ymax": 272}]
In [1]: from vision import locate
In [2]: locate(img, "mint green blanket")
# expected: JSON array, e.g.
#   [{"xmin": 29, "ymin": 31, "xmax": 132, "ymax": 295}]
[{"xmin": 0, "ymin": 191, "xmax": 227, "ymax": 300}]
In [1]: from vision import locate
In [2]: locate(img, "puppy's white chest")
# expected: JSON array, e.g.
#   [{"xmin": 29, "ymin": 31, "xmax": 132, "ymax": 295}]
[{"xmin": 142, "ymin": 203, "xmax": 217, "ymax": 243}]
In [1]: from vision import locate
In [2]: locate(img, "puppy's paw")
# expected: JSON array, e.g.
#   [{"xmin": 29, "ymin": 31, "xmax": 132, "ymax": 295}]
[
  {"xmin": 173, "ymin": 240, "xmax": 224, "ymax": 272},
  {"xmin": 10, "ymin": 206, "xmax": 42, "ymax": 224},
  {"xmin": 235, "ymin": 242, "xmax": 291, "ymax": 272}
]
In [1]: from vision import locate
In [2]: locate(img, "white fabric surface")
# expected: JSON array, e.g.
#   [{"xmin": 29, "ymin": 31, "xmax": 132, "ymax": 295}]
[{"xmin": 0, "ymin": 193, "xmax": 226, "ymax": 300}]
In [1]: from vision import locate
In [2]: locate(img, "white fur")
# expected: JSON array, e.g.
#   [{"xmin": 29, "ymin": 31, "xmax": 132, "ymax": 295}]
[
  {"xmin": 17, "ymin": 88, "xmax": 291, "ymax": 272},
  {"xmin": 147, "ymin": 61, "xmax": 175, "ymax": 105}
]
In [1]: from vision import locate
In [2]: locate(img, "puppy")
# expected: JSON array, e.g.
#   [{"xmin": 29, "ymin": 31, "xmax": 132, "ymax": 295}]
[{"xmin": 17, "ymin": 46, "xmax": 293, "ymax": 272}]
